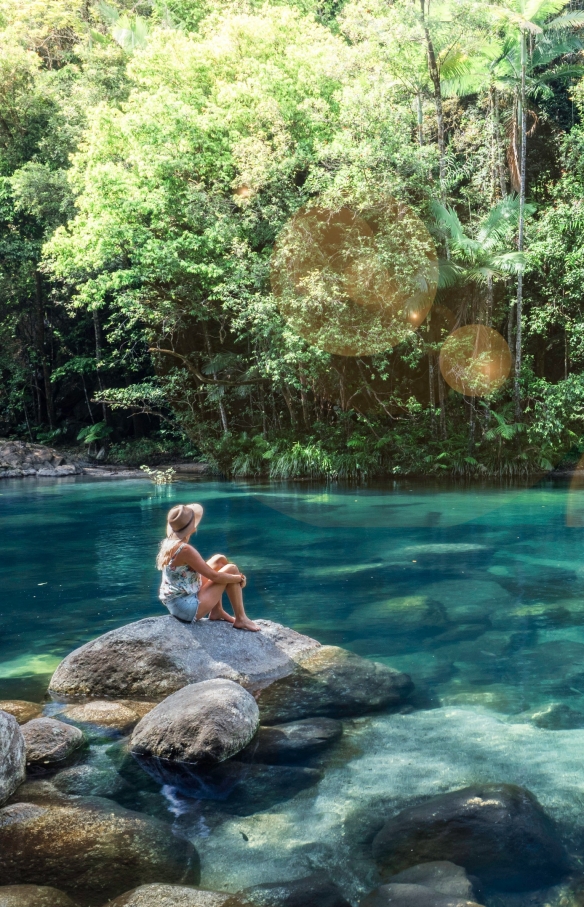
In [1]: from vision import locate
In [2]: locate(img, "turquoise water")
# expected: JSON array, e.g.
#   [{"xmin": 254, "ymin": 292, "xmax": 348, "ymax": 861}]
[
  {"xmin": 3, "ymin": 475, "xmax": 584, "ymax": 901},
  {"xmin": 2, "ymin": 475, "xmax": 583, "ymax": 713}
]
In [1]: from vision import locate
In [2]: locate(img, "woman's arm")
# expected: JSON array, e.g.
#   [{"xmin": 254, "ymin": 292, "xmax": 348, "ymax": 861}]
[{"xmin": 181, "ymin": 546, "xmax": 243, "ymax": 584}]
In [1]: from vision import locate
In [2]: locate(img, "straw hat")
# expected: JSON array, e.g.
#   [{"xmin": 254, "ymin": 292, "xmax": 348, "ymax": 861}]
[{"xmin": 166, "ymin": 503, "xmax": 203, "ymax": 538}]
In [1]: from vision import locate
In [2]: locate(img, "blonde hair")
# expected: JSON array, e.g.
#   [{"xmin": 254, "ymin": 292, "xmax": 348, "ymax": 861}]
[{"xmin": 156, "ymin": 536, "xmax": 185, "ymax": 570}]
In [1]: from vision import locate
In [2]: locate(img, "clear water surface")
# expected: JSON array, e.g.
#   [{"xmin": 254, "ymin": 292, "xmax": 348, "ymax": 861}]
[{"xmin": 2, "ymin": 475, "xmax": 584, "ymax": 901}]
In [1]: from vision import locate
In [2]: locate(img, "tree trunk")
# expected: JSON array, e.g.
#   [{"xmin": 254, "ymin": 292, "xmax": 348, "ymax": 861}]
[
  {"xmin": 416, "ymin": 91, "xmax": 424, "ymax": 147},
  {"xmin": 514, "ymin": 30, "xmax": 527, "ymax": 418},
  {"xmin": 420, "ymin": 0, "xmax": 446, "ymax": 195},
  {"xmin": 491, "ymin": 86, "xmax": 507, "ymax": 198},
  {"xmin": 203, "ymin": 323, "xmax": 228, "ymax": 434},
  {"xmin": 35, "ymin": 272, "xmax": 55, "ymax": 429},
  {"xmin": 92, "ymin": 309, "xmax": 108, "ymax": 424}
]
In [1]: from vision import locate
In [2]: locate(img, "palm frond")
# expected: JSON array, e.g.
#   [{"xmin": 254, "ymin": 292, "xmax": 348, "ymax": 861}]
[{"xmin": 546, "ymin": 10, "xmax": 584, "ymax": 29}]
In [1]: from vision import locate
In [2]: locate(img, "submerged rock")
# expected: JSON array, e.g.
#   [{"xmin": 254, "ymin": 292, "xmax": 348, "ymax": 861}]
[
  {"xmin": 258, "ymin": 647, "xmax": 413, "ymax": 723},
  {"xmin": 106, "ymin": 885, "xmax": 237, "ymax": 907},
  {"xmin": 233, "ymin": 873, "xmax": 352, "ymax": 907},
  {"xmin": 49, "ymin": 618, "xmax": 320, "ymax": 701},
  {"xmin": 385, "ymin": 863, "xmax": 475, "ymax": 899},
  {"xmin": 528, "ymin": 702, "xmax": 584, "ymax": 730},
  {"xmin": 0, "ymin": 796, "xmax": 200, "ymax": 904},
  {"xmin": 21, "ymin": 718, "xmax": 85, "ymax": 771},
  {"xmin": 135, "ymin": 757, "xmax": 322, "ymax": 816},
  {"xmin": 372, "ymin": 783, "xmax": 568, "ymax": 891},
  {"xmin": 359, "ymin": 883, "xmax": 481, "ymax": 907},
  {"xmin": 238, "ymin": 717, "xmax": 342, "ymax": 764},
  {"xmin": 51, "ymin": 763, "xmax": 129, "ymax": 798},
  {"xmin": 0, "ymin": 712, "xmax": 26, "ymax": 806},
  {"xmin": 0, "ymin": 885, "xmax": 78, "ymax": 907},
  {"xmin": 0, "ymin": 701, "xmax": 43, "ymax": 725},
  {"xmin": 131, "ymin": 680, "xmax": 259, "ymax": 764},
  {"xmin": 56, "ymin": 700, "xmax": 156, "ymax": 734}
]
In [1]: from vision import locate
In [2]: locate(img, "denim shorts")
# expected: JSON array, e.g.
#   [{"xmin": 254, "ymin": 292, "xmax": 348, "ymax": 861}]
[{"xmin": 162, "ymin": 593, "xmax": 200, "ymax": 623}]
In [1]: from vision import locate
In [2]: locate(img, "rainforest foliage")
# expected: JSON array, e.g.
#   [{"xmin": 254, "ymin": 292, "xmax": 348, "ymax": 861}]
[{"xmin": 3, "ymin": 0, "xmax": 584, "ymax": 476}]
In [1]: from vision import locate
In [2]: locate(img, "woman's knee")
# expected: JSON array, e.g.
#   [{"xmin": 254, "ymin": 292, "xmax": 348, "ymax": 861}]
[
  {"xmin": 219, "ymin": 562, "xmax": 239, "ymax": 575},
  {"xmin": 209, "ymin": 553, "xmax": 228, "ymax": 567}
]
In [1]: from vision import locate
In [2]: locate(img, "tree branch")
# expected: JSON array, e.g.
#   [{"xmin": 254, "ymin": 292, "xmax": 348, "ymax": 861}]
[{"xmin": 149, "ymin": 347, "xmax": 266, "ymax": 386}]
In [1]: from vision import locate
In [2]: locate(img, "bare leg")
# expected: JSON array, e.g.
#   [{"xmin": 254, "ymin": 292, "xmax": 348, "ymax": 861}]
[
  {"xmin": 196, "ymin": 563, "xmax": 259, "ymax": 631},
  {"xmin": 200, "ymin": 555, "xmax": 234, "ymax": 623}
]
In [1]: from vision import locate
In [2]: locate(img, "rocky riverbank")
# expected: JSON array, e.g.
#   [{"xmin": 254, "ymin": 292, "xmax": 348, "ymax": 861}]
[
  {"xmin": 0, "ymin": 440, "xmax": 209, "ymax": 480},
  {"xmin": 0, "ymin": 618, "xmax": 579, "ymax": 907}
]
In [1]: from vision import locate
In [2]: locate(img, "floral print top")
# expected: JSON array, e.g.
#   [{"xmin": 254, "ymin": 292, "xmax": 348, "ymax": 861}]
[{"xmin": 159, "ymin": 543, "xmax": 202, "ymax": 604}]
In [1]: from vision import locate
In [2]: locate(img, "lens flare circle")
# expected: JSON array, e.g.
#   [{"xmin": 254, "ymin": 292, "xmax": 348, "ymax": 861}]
[
  {"xmin": 270, "ymin": 200, "xmax": 438, "ymax": 357},
  {"xmin": 439, "ymin": 325, "xmax": 512, "ymax": 397}
]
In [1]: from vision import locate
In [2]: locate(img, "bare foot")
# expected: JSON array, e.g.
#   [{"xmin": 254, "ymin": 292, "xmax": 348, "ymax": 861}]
[
  {"xmin": 209, "ymin": 607, "xmax": 236, "ymax": 623},
  {"xmin": 233, "ymin": 617, "xmax": 260, "ymax": 632}
]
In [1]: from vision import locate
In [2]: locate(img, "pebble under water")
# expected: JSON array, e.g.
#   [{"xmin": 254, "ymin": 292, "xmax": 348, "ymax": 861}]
[{"xmin": 2, "ymin": 474, "xmax": 584, "ymax": 904}]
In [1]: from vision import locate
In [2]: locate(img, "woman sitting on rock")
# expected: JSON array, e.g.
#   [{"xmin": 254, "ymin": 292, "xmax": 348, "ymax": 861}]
[{"xmin": 157, "ymin": 503, "xmax": 259, "ymax": 632}]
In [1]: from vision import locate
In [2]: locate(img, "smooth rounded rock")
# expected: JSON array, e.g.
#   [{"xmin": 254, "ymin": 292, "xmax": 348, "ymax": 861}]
[
  {"xmin": 238, "ymin": 717, "xmax": 342, "ymax": 764},
  {"xmin": 233, "ymin": 873, "xmax": 352, "ymax": 907},
  {"xmin": 386, "ymin": 863, "xmax": 475, "ymax": 899},
  {"xmin": 21, "ymin": 718, "xmax": 85, "ymax": 770},
  {"xmin": 0, "ymin": 797, "xmax": 200, "ymax": 904},
  {"xmin": 51, "ymin": 763, "xmax": 129, "ymax": 798},
  {"xmin": 57, "ymin": 700, "xmax": 156, "ymax": 734},
  {"xmin": 258, "ymin": 646, "xmax": 413, "ymax": 723},
  {"xmin": 105, "ymin": 885, "xmax": 238, "ymax": 907},
  {"xmin": 135, "ymin": 757, "xmax": 322, "ymax": 816},
  {"xmin": 372, "ymin": 783, "xmax": 568, "ymax": 891},
  {"xmin": 130, "ymin": 680, "xmax": 259, "ymax": 764},
  {"xmin": 0, "ymin": 885, "xmax": 78, "ymax": 907},
  {"xmin": 528, "ymin": 702, "xmax": 584, "ymax": 730},
  {"xmin": 0, "ymin": 702, "xmax": 43, "ymax": 725},
  {"xmin": 49, "ymin": 618, "xmax": 320, "ymax": 702},
  {"xmin": 0, "ymin": 712, "xmax": 26, "ymax": 805},
  {"xmin": 359, "ymin": 884, "xmax": 481, "ymax": 907}
]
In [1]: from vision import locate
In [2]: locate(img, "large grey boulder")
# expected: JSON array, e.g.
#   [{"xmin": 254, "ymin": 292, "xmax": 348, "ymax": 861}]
[
  {"xmin": 49, "ymin": 618, "xmax": 320, "ymax": 702},
  {"xmin": 257, "ymin": 646, "xmax": 413, "ymax": 723},
  {"xmin": 0, "ymin": 711, "xmax": 26, "ymax": 805},
  {"xmin": 372, "ymin": 784, "xmax": 568, "ymax": 891},
  {"xmin": 0, "ymin": 885, "xmax": 77, "ymax": 907},
  {"xmin": 0, "ymin": 796, "xmax": 199, "ymax": 905},
  {"xmin": 21, "ymin": 719, "xmax": 85, "ymax": 771},
  {"xmin": 130, "ymin": 680, "xmax": 259, "ymax": 764},
  {"xmin": 105, "ymin": 885, "xmax": 239, "ymax": 907}
]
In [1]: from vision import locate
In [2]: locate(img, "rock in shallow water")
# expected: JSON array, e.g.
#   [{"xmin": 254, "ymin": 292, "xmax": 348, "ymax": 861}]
[
  {"xmin": 0, "ymin": 885, "xmax": 78, "ymax": 907},
  {"xmin": 49, "ymin": 618, "xmax": 320, "ymax": 701},
  {"xmin": 527, "ymin": 702, "xmax": 584, "ymax": 730},
  {"xmin": 258, "ymin": 647, "xmax": 413, "ymax": 723},
  {"xmin": 231, "ymin": 873, "xmax": 352, "ymax": 907},
  {"xmin": 21, "ymin": 718, "xmax": 85, "ymax": 771},
  {"xmin": 238, "ymin": 717, "xmax": 342, "ymax": 764},
  {"xmin": 135, "ymin": 757, "xmax": 322, "ymax": 816},
  {"xmin": 385, "ymin": 863, "xmax": 476, "ymax": 899},
  {"xmin": 130, "ymin": 680, "xmax": 259, "ymax": 764},
  {"xmin": 0, "ymin": 797, "xmax": 200, "ymax": 905},
  {"xmin": 359, "ymin": 883, "xmax": 481, "ymax": 907},
  {"xmin": 0, "ymin": 701, "xmax": 43, "ymax": 725},
  {"xmin": 0, "ymin": 711, "xmax": 26, "ymax": 806},
  {"xmin": 56, "ymin": 700, "xmax": 156, "ymax": 734},
  {"xmin": 105, "ymin": 885, "xmax": 237, "ymax": 907},
  {"xmin": 372, "ymin": 784, "xmax": 568, "ymax": 891}
]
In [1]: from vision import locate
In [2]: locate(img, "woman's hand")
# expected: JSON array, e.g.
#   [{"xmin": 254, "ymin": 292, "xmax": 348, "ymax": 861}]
[{"xmin": 239, "ymin": 573, "xmax": 247, "ymax": 588}]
